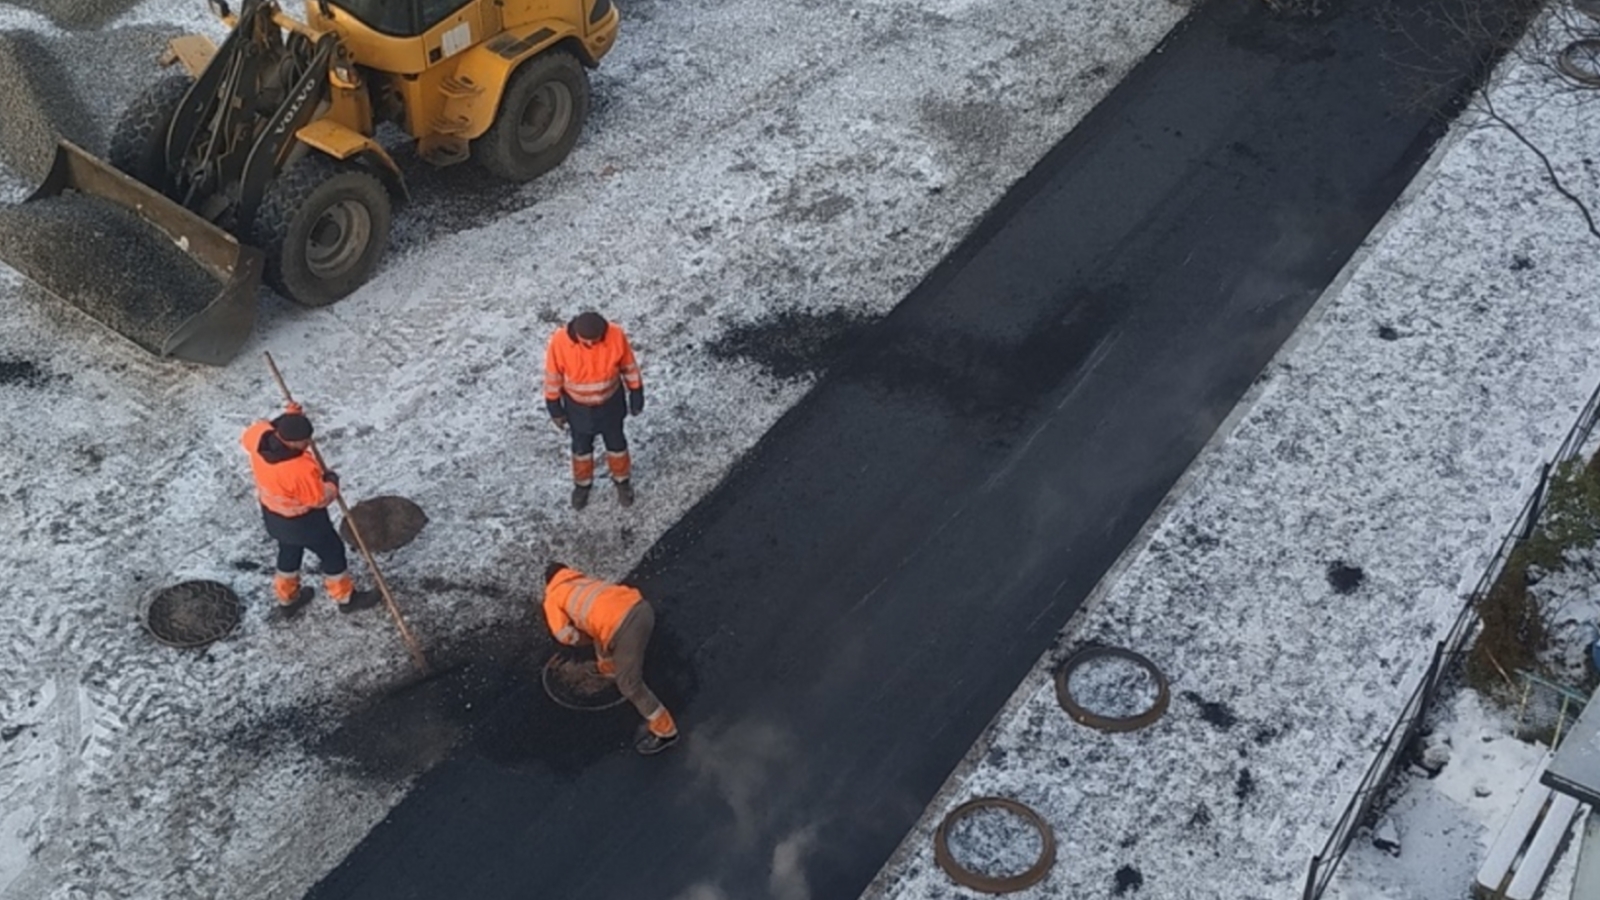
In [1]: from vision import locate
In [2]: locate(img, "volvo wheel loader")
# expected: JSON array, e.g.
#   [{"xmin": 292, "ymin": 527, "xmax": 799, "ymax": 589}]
[{"xmin": 0, "ymin": 0, "xmax": 618, "ymax": 365}]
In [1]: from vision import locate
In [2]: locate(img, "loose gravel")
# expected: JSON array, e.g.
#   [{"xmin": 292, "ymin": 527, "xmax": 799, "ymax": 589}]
[
  {"xmin": 0, "ymin": 29, "xmax": 101, "ymax": 180},
  {"xmin": 5, "ymin": 0, "xmax": 143, "ymax": 30},
  {"xmin": 0, "ymin": 191, "xmax": 225, "ymax": 353}
]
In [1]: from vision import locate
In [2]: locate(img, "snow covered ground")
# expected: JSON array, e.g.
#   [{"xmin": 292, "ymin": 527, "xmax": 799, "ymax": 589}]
[
  {"xmin": 0, "ymin": 0, "xmax": 1188, "ymax": 898},
  {"xmin": 865, "ymin": 11, "xmax": 1600, "ymax": 900}
]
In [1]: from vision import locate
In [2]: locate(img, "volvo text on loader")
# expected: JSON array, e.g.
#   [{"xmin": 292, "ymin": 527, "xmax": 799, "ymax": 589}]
[{"xmin": 0, "ymin": 0, "xmax": 618, "ymax": 364}]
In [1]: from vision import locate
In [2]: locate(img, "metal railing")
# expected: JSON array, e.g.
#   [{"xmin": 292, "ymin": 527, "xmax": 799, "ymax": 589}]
[{"xmin": 1302, "ymin": 380, "xmax": 1600, "ymax": 900}]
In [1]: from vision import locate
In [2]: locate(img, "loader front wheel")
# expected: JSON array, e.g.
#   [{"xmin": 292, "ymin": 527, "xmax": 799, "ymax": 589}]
[
  {"xmin": 475, "ymin": 50, "xmax": 590, "ymax": 182},
  {"xmin": 255, "ymin": 155, "xmax": 392, "ymax": 307},
  {"xmin": 108, "ymin": 74, "xmax": 193, "ymax": 193}
]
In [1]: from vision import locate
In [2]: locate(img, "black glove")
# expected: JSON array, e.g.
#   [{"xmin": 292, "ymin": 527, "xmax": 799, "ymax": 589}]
[
  {"xmin": 546, "ymin": 398, "xmax": 565, "ymax": 421},
  {"xmin": 322, "ymin": 470, "xmax": 340, "ymax": 486},
  {"xmin": 628, "ymin": 388, "xmax": 644, "ymax": 416}
]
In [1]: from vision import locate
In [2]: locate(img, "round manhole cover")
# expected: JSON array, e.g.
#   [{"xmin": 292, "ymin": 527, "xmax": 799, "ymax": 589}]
[
  {"xmin": 933, "ymin": 797, "xmax": 1056, "ymax": 894},
  {"xmin": 141, "ymin": 580, "xmax": 242, "ymax": 648},
  {"xmin": 541, "ymin": 653, "xmax": 627, "ymax": 711},
  {"xmin": 1054, "ymin": 646, "xmax": 1170, "ymax": 732},
  {"xmin": 338, "ymin": 495, "xmax": 429, "ymax": 553}
]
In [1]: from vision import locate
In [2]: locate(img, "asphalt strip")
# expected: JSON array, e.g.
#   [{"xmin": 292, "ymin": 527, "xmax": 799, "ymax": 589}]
[{"xmin": 306, "ymin": 0, "xmax": 1511, "ymax": 896}]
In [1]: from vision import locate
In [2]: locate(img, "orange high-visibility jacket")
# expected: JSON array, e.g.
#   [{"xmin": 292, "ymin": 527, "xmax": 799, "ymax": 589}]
[
  {"xmin": 543, "ymin": 324, "xmax": 643, "ymax": 407},
  {"xmin": 240, "ymin": 420, "xmax": 337, "ymax": 517},
  {"xmin": 543, "ymin": 568, "xmax": 643, "ymax": 649}
]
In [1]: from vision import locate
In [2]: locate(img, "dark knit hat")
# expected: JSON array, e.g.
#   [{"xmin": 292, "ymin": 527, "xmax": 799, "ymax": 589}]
[
  {"xmin": 271, "ymin": 413, "xmax": 313, "ymax": 442},
  {"xmin": 570, "ymin": 312, "xmax": 608, "ymax": 341},
  {"xmin": 544, "ymin": 562, "xmax": 569, "ymax": 584}
]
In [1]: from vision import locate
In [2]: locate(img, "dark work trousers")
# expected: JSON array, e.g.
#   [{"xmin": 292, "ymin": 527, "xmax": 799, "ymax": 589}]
[
  {"xmin": 598, "ymin": 601, "xmax": 665, "ymax": 722},
  {"xmin": 262, "ymin": 506, "xmax": 348, "ymax": 575},
  {"xmin": 563, "ymin": 389, "xmax": 628, "ymax": 456}
]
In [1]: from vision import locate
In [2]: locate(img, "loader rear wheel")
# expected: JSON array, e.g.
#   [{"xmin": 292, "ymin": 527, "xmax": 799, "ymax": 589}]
[
  {"xmin": 108, "ymin": 74, "xmax": 193, "ymax": 193},
  {"xmin": 475, "ymin": 50, "xmax": 590, "ymax": 182},
  {"xmin": 255, "ymin": 154, "xmax": 392, "ymax": 307}
]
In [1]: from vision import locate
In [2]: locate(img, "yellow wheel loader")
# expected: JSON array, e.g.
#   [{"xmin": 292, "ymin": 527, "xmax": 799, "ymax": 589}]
[{"xmin": 0, "ymin": 0, "xmax": 618, "ymax": 364}]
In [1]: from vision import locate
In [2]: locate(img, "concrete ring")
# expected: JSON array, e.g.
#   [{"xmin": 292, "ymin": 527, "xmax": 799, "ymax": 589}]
[
  {"xmin": 1053, "ymin": 645, "xmax": 1170, "ymax": 732},
  {"xmin": 933, "ymin": 796, "xmax": 1056, "ymax": 894}
]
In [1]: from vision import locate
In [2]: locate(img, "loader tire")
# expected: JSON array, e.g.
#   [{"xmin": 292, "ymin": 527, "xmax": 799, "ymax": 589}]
[
  {"xmin": 254, "ymin": 154, "xmax": 392, "ymax": 307},
  {"xmin": 475, "ymin": 50, "xmax": 590, "ymax": 182},
  {"xmin": 108, "ymin": 74, "xmax": 193, "ymax": 193}
]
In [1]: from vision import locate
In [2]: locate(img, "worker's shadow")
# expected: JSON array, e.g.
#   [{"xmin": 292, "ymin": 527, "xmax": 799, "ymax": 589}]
[{"xmin": 469, "ymin": 605, "xmax": 700, "ymax": 777}]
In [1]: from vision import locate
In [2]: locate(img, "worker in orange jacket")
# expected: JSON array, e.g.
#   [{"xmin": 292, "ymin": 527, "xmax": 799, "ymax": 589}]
[
  {"xmin": 544, "ymin": 311, "xmax": 644, "ymax": 510},
  {"xmin": 542, "ymin": 563, "xmax": 679, "ymax": 754},
  {"xmin": 240, "ymin": 404, "xmax": 374, "ymax": 614}
]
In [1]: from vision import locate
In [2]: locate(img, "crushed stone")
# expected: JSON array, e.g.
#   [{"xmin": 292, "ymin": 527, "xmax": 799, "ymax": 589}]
[
  {"xmin": 5, "ymin": 0, "xmax": 144, "ymax": 30},
  {"xmin": 0, "ymin": 29, "xmax": 101, "ymax": 180}
]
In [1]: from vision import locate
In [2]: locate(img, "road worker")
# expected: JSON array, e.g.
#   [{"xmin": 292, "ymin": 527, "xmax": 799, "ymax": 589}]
[
  {"xmin": 542, "ymin": 563, "xmax": 679, "ymax": 755},
  {"xmin": 544, "ymin": 311, "xmax": 644, "ymax": 510},
  {"xmin": 240, "ymin": 403, "xmax": 375, "ymax": 614}
]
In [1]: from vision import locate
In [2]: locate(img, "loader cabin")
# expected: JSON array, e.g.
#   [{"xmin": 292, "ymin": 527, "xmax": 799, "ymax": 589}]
[{"xmin": 301, "ymin": 0, "xmax": 617, "ymax": 76}]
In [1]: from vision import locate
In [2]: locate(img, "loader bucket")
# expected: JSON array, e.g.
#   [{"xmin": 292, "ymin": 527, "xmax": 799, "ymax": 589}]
[{"xmin": 0, "ymin": 140, "xmax": 264, "ymax": 366}]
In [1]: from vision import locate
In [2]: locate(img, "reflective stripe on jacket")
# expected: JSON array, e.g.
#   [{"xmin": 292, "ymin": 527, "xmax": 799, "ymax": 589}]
[
  {"xmin": 543, "ymin": 568, "xmax": 642, "ymax": 649},
  {"xmin": 543, "ymin": 325, "xmax": 643, "ymax": 407},
  {"xmin": 240, "ymin": 420, "xmax": 337, "ymax": 518}
]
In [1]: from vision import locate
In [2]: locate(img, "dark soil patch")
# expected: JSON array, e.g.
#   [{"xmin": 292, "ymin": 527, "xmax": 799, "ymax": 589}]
[
  {"xmin": 1376, "ymin": 325, "xmax": 1399, "ymax": 341},
  {"xmin": 1235, "ymin": 767, "xmax": 1256, "ymax": 800},
  {"xmin": 0, "ymin": 357, "xmax": 50, "ymax": 387},
  {"xmin": 339, "ymin": 495, "xmax": 429, "ymax": 552},
  {"xmin": 417, "ymin": 575, "xmax": 510, "ymax": 600},
  {"xmin": 230, "ymin": 558, "xmax": 263, "ymax": 572},
  {"xmin": 1180, "ymin": 690, "xmax": 1237, "ymax": 730},
  {"xmin": 1326, "ymin": 560, "xmax": 1365, "ymax": 594},
  {"xmin": 706, "ymin": 308, "xmax": 877, "ymax": 382},
  {"xmin": 1114, "ymin": 864, "xmax": 1144, "ymax": 895}
]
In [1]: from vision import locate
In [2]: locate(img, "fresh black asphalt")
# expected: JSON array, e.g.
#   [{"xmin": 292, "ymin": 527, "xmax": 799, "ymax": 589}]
[{"xmin": 308, "ymin": 0, "xmax": 1505, "ymax": 897}]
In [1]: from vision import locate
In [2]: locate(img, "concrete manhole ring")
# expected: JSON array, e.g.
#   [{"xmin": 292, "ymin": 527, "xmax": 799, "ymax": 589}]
[
  {"xmin": 140, "ymin": 580, "xmax": 242, "ymax": 649},
  {"xmin": 541, "ymin": 653, "xmax": 627, "ymax": 711},
  {"xmin": 1053, "ymin": 645, "xmax": 1170, "ymax": 733},
  {"xmin": 933, "ymin": 796, "xmax": 1056, "ymax": 894}
]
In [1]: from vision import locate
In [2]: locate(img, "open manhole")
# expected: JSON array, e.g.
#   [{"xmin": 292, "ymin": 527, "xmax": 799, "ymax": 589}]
[
  {"xmin": 541, "ymin": 653, "xmax": 626, "ymax": 711},
  {"xmin": 338, "ymin": 495, "xmax": 429, "ymax": 553},
  {"xmin": 1054, "ymin": 645, "xmax": 1170, "ymax": 732},
  {"xmin": 140, "ymin": 580, "xmax": 242, "ymax": 648},
  {"xmin": 933, "ymin": 797, "xmax": 1056, "ymax": 894}
]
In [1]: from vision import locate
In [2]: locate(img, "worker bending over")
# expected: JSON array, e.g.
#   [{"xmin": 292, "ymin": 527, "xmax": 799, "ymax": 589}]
[{"xmin": 542, "ymin": 563, "xmax": 678, "ymax": 754}]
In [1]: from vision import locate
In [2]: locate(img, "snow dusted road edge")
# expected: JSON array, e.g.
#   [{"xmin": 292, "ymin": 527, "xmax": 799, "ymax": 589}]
[{"xmin": 864, "ymin": 28, "xmax": 1600, "ymax": 900}]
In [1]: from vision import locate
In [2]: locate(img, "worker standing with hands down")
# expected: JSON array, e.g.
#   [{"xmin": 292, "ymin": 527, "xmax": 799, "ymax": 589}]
[
  {"xmin": 240, "ymin": 403, "xmax": 376, "ymax": 614},
  {"xmin": 544, "ymin": 311, "xmax": 644, "ymax": 510},
  {"xmin": 542, "ymin": 563, "xmax": 679, "ymax": 754}
]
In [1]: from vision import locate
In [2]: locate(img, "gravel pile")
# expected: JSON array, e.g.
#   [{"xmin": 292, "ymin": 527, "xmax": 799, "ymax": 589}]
[
  {"xmin": 0, "ymin": 192, "xmax": 225, "ymax": 353},
  {"xmin": 5, "ymin": 0, "xmax": 144, "ymax": 30},
  {"xmin": 0, "ymin": 29, "xmax": 101, "ymax": 181},
  {"xmin": 57, "ymin": 26, "xmax": 181, "ymax": 155}
]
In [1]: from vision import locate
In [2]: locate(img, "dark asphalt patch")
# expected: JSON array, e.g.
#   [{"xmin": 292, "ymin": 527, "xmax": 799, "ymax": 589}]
[
  {"xmin": 0, "ymin": 356, "xmax": 51, "ymax": 387},
  {"xmin": 1181, "ymin": 690, "xmax": 1239, "ymax": 730},
  {"xmin": 1326, "ymin": 560, "xmax": 1365, "ymax": 594},
  {"xmin": 707, "ymin": 308, "xmax": 877, "ymax": 382}
]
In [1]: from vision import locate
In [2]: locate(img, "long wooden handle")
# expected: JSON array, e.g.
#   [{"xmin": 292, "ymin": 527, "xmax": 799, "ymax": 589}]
[{"xmin": 263, "ymin": 352, "xmax": 430, "ymax": 675}]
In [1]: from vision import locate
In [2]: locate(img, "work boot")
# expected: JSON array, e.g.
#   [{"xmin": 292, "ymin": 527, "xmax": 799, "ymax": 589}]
[
  {"xmin": 337, "ymin": 590, "xmax": 382, "ymax": 613},
  {"xmin": 636, "ymin": 731, "xmax": 679, "ymax": 755},
  {"xmin": 274, "ymin": 587, "xmax": 313, "ymax": 618},
  {"xmin": 614, "ymin": 479, "xmax": 635, "ymax": 508},
  {"xmin": 571, "ymin": 484, "xmax": 592, "ymax": 510}
]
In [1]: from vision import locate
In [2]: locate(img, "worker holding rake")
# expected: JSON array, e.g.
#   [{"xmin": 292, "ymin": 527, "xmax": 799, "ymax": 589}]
[{"xmin": 240, "ymin": 402, "xmax": 378, "ymax": 615}]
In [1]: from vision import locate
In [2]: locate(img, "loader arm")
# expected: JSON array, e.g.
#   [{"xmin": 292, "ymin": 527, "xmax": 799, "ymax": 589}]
[{"xmin": 163, "ymin": 0, "xmax": 335, "ymax": 232}]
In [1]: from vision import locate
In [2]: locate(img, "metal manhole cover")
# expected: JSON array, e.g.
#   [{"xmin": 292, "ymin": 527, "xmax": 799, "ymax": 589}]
[
  {"xmin": 541, "ymin": 653, "xmax": 627, "ymax": 711},
  {"xmin": 1053, "ymin": 645, "xmax": 1170, "ymax": 732},
  {"xmin": 140, "ymin": 580, "xmax": 242, "ymax": 648},
  {"xmin": 338, "ymin": 495, "xmax": 428, "ymax": 553}
]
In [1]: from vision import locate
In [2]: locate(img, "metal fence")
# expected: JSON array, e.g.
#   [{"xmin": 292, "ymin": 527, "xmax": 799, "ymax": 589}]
[{"xmin": 1301, "ymin": 381, "xmax": 1600, "ymax": 900}]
